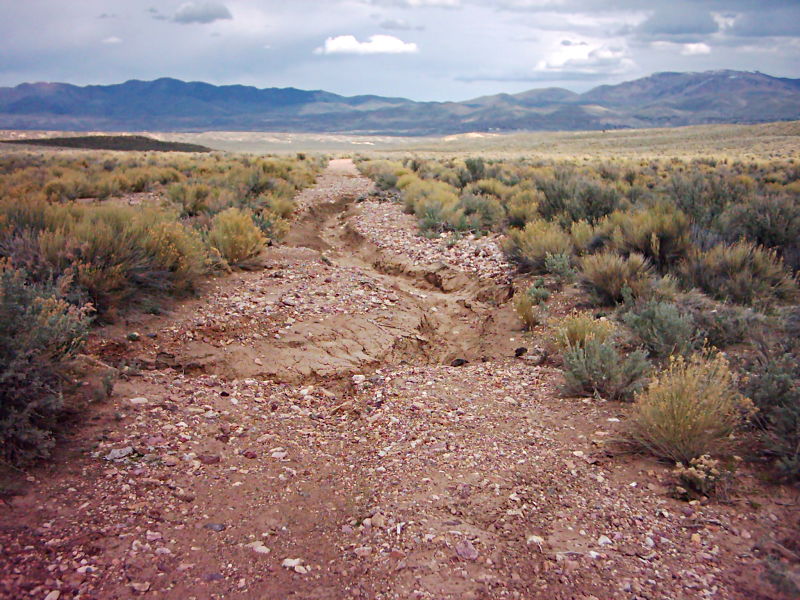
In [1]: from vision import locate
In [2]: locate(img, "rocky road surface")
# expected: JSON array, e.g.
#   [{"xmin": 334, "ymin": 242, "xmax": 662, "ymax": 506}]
[{"xmin": 1, "ymin": 160, "xmax": 798, "ymax": 600}]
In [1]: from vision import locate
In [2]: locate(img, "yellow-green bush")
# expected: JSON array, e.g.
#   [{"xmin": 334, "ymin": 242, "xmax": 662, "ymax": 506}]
[
  {"xmin": 208, "ymin": 208, "xmax": 266, "ymax": 267},
  {"xmin": 625, "ymin": 353, "xmax": 754, "ymax": 463},
  {"xmin": 503, "ymin": 220, "xmax": 573, "ymax": 273},
  {"xmin": 604, "ymin": 204, "xmax": 692, "ymax": 270},
  {"xmin": 553, "ymin": 312, "xmax": 616, "ymax": 350}
]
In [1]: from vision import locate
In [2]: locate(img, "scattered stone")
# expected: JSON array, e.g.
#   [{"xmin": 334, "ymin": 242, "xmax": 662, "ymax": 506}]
[
  {"xmin": 203, "ymin": 573, "xmax": 224, "ymax": 582},
  {"xmin": 197, "ymin": 454, "xmax": 221, "ymax": 465},
  {"xmin": 127, "ymin": 332, "xmax": 141, "ymax": 342},
  {"xmin": 598, "ymin": 535, "xmax": 613, "ymax": 546},
  {"xmin": 455, "ymin": 539, "xmax": 479, "ymax": 561},
  {"xmin": 129, "ymin": 397, "xmax": 148, "ymax": 405},
  {"xmin": 450, "ymin": 358, "xmax": 469, "ymax": 367},
  {"xmin": 105, "ymin": 446, "xmax": 135, "ymax": 461},
  {"xmin": 204, "ymin": 523, "xmax": 226, "ymax": 532},
  {"xmin": 44, "ymin": 592, "xmax": 60, "ymax": 600},
  {"xmin": 514, "ymin": 347, "xmax": 528, "ymax": 357},
  {"xmin": 130, "ymin": 582, "xmax": 150, "ymax": 593}
]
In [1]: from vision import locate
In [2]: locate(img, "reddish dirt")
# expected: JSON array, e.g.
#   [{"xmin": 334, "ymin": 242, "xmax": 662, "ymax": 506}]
[{"xmin": 1, "ymin": 159, "xmax": 798, "ymax": 600}]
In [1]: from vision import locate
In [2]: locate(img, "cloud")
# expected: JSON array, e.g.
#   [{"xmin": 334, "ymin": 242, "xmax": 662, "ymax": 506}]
[
  {"xmin": 651, "ymin": 41, "xmax": 712, "ymax": 55},
  {"xmin": 314, "ymin": 34, "xmax": 419, "ymax": 55},
  {"xmin": 369, "ymin": 0, "xmax": 461, "ymax": 7},
  {"xmin": 380, "ymin": 19, "xmax": 425, "ymax": 31},
  {"xmin": 102, "ymin": 36, "xmax": 123, "ymax": 44},
  {"xmin": 681, "ymin": 42, "xmax": 711, "ymax": 55},
  {"xmin": 637, "ymin": 7, "xmax": 718, "ymax": 41},
  {"xmin": 172, "ymin": 2, "xmax": 232, "ymax": 25},
  {"xmin": 534, "ymin": 42, "xmax": 634, "ymax": 76},
  {"xmin": 729, "ymin": 9, "xmax": 800, "ymax": 37}
]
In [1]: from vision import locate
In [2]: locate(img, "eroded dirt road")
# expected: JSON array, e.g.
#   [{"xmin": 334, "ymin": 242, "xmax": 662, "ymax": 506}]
[{"xmin": 1, "ymin": 160, "xmax": 798, "ymax": 600}]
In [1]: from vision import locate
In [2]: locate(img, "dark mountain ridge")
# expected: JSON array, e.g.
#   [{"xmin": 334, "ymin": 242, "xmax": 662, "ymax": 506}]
[{"xmin": 1, "ymin": 70, "xmax": 798, "ymax": 135}]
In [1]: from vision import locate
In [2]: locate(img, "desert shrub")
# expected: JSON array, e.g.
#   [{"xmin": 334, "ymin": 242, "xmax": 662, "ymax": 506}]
[
  {"xmin": 679, "ymin": 241, "xmax": 797, "ymax": 306},
  {"xmin": 507, "ymin": 190, "xmax": 541, "ymax": 228},
  {"xmin": 743, "ymin": 351, "xmax": 800, "ymax": 481},
  {"xmin": 513, "ymin": 289, "xmax": 546, "ymax": 330},
  {"xmin": 253, "ymin": 210, "xmax": 290, "ymax": 242},
  {"xmin": 537, "ymin": 171, "xmax": 620, "ymax": 226},
  {"xmin": 553, "ymin": 312, "xmax": 616, "ymax": 350},
  {"xmin": 458, "ymin": 193, "xmax": 505, "ymax": 232},
  {"xmin": 718, "ymin": 194, "xmax": 800, "ymax": 251},
  {"xmin": 503, "ymin": 220, "xmax": 573, "ymax": 273},
  {"xmin": 544, "ymin": 252, "xmax": 576, "ymax": 283},
  {"xmin": 359, "ymin": 160, "xmax": 407, "ymax": 190},
  {"xmin": 674, "ymin": 291, "xmax": 760, "ymax": 347},
  {"xmin": 265, "ymin": 195, "xmax": 295, "ymax": 219},
  {"xmin": 625, "ymin": 353, "xmax": 753, "ymax": 463},
  {"xmin": 562, "ymin": 338, "xmax": 650, "ymax": 401},
  {"xmin": 578, "ymin": 252, "xmax": 653, "ymax": 305},
  {"xmin": 463, "ymin": 157, "xmax": 485, "ymax": 182},
  {"xmin": 569, "ymin": 220, "xmax": 595, "ymax": 254},
  {"xmin": 168, "ymin": 183, "xmax": 213, "ymax": 216},
  {"xmin": 208, "ymin": 208, "xmax": 265, "ymax": 267},
  {"xmin": 0, "ymin": 262, "xmax": 92, "ymax": 464},
  {"xmin": 622, "ymin": 300, "xmax": 700, "ymax": 359},
  {"xmin": 606, "ymin": 205, "xmax": 692, "ymax": 270},
  {"xmin": 673, "ymin": 455, "xmax": 737, "ymax": 499}
]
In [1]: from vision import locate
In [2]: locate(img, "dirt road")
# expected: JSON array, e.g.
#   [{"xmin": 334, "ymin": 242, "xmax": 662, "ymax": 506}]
[{"xmin": 1, "ymin": 160, "xmax": 796, "ymax": 600}]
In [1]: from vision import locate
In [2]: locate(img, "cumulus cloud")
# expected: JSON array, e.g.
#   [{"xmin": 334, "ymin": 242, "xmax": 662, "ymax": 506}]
[
  {"xmin": 172, "ymin": 2, "xmax": 232, "ymax": 25},
  {"xmin": 534, "ymin": 42, "xmax": 634, "ymax": 76},
  {"xmin": 314, "ymin": 34, "xmax": 419, "ymax": 55}
]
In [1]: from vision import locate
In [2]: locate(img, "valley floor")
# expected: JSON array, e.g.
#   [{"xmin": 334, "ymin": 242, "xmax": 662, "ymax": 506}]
[{"xmin": 1, "ymin": 160, "xmax": 797, "ymax": 599}]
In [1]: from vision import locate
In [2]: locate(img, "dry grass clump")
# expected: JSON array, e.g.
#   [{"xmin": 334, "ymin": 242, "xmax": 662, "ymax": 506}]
[
  {"xmin": 208, "ymin": 208, "xmax": 265, "ymax": 267},
  {"xmin": 624, "ymin": 353, "xmax": 754, "ymax": 463}
]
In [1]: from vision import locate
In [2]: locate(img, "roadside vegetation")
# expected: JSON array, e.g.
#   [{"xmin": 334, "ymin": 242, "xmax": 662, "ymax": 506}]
[
  {"xmin": 0, "ymin": 150, "xmax": 323, "ymax": 464},
  {"xmin": 358, "ymin": 154, "xmax": 800, "ymax": 482}
]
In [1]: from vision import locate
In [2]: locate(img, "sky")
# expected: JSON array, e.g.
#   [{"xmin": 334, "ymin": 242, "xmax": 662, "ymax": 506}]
[{"xmin": 1, "ymin": 0, "xmax": 799, "ymax": 101}]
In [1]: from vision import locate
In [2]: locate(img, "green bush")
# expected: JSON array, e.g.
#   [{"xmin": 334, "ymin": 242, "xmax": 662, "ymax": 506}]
[
  {"xmin": 208, "ymin": 207, "xmax": 266, "ymax": 267},
  {"xmin": 544, "ymin": 252, "xmax": 576, "ymax": 283},
  {"xmin": 537, "ymin": 170, "xmax": 620, "ymax": 226},
  {"xmin": 0, "ymin": 262, "xmax": 92, "ymax": 464},
  {"xmin": 503, "ymin": 220, "xmax": 573, "ymax": 273},
  {"xmin": 562, "ymin": 338, "xmax": 650, "ymax": 401},
  {"xmin": 674, "ymin": 291, "xmax": 759, "ymax": 347},
  {"xmin": 718, "ymin": 194, "xmax": 800, "ymax": 252},
  {"xmin": 578, "ymin": 252, "xmax": 653, "ymax": 305},
  {"xmin": 743, "ymin": 351, "xmax": 800, "ymax": 481},
  {"xmin": 622, "ymin": 300, "xmax": 700, "ymax": 359},
  {"xmin": 625, "ymin": 353, "xmax": 754, "ymax": 463},
  {"xmin": 679, "ymin": 241, "xmax": 797, "ymax": 307}
]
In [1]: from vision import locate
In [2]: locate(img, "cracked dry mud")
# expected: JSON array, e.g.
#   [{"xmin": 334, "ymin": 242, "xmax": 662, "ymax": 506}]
[{"xmin": 1, "ymin": 159, "xmax": 798, "ymax": 600}]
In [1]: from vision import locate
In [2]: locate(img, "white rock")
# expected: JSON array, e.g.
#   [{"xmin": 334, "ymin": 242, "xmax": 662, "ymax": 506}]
[
  {"xmin": 597, "ymin": 535, "xmax": 613, "ymax": 546},
  {"xmin": 129, "ymin": 397, "xmax": 148, "ymax": 405}
]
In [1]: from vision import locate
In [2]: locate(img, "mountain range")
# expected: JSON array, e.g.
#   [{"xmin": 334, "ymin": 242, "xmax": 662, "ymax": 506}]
[{"xmin": 1, "ymin": 70, "xmax": 798, "ymax": 135}]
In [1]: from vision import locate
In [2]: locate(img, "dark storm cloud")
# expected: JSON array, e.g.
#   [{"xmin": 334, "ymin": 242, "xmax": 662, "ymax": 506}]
[
  {"xmin": 730, "ymin": 7, "xmax": 800, "ymax": 37},
  {"xmin": 172, "ymin": 2, "xmax": 233, "ymax": 24}
]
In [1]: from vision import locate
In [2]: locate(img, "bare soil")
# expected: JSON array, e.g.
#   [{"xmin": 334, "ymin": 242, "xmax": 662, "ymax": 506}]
[{"xmin": 1, "ymin": 159, "xmax": 798, "ymax": 600}]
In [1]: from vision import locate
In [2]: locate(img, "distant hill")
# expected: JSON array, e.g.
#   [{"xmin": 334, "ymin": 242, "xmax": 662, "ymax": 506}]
[
  {"xmin": 1, "ymin": 70, "xmax": 798, "ymax": 135},
  {"xmin": 0, "ymin": 134, "xmax": 210, "ymax": 152}
]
